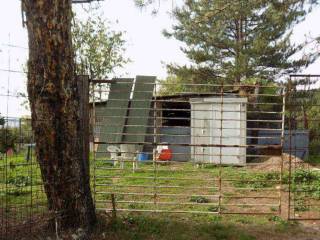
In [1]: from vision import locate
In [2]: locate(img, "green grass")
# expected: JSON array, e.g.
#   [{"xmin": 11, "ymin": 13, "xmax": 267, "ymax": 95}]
[
  {"xmin": 93, "ymin": 160, "xmax": 283, "ymax": 213},
  {"xmin": 3, "ymin": 153, "xmax": 318, "ymax": 211},
  {"xmin": 99, "ymin": 214, "xmax": 258, "ymax": 240},
  {"xmin": 2, "ymin": 152, "xmax": 320, "ymax": 232},
  {"xmin": 88, "ymin": 213, "xmax": 314, "ymax": 240},
  {"xmin": 0, "ymin": 152, "xmax": 46, "ymax": 217}
]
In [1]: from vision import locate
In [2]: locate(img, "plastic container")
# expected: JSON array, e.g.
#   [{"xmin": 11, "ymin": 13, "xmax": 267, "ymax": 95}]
[
  {"xmin": 158, "ymin": 149, "xmax": 172, "ymax": 161},
  {"xmin": 137, "ymin": 152, "xmax": 148, "ymax": 161}
]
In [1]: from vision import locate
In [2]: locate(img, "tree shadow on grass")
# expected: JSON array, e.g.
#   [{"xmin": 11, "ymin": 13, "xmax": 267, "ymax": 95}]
[
  {"xmin": 92, "ymin": 213, "xmax": 320, "ymax": 240},
  {"xmin": 2, "ymin": 212, "xmax": 318, "ymax": 240},
  {"xmin": 92, "ymin": 214, "xmax": 277, "ymax": 240}
]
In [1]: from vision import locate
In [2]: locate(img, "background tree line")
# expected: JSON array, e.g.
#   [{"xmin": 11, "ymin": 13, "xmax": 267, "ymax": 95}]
[
  {"xmin": 0, "ymin": 115, "xmax": 33, "ymax": 157},
  {"xmin": 159, "ymin": 0, "xmax": 320, "ymax": 161}
]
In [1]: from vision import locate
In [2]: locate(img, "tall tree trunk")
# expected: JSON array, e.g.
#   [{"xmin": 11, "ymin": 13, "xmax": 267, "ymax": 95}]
[{"xmin": 24, "ymin": 0, "xmax": 96, "ymax": 232}]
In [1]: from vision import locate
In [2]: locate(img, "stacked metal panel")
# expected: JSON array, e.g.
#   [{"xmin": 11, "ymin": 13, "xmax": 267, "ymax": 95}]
[
  {"xmin": 122, "ymin": 76, "xmax": 156, "ymax": 146},
  {"xmin": 95, "ymin": 78, "xmax": 134, "ymax": 158}
]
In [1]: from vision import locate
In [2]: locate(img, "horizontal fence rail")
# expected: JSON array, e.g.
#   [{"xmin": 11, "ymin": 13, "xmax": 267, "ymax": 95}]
[
  {"xmin": 1, "ymin": 74, "xmax": 320, "ymax": 239},
  {"xmin": 91, "ymin": 76, "xmax": 320, "ymax": 220}
]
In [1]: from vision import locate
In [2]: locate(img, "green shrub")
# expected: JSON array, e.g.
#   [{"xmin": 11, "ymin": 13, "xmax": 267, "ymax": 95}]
[
  {"xmin": 190, "ymin": 196, "xmax": 210, "ymax": 203},
  {"xmin": 312, "ymin": 181, "xmax": 320, "ymax": 199},
  {"xmin": 310, "ymin": 139, "xmax": 320, "ymax": 156},
  {"xmin": 0, "ymin": 127, "xmax": 17, "ymax": 154},
  {"xmin": 233, "ymin": 172, "xmax": 280, "ymax": 189},
  {"xmin": 307, "ymin": 155, "xmax": 320, "ymax": 164},
  {"xmin": 207, "ymin": 206, "xmax": 219, "ymax": 212},
  {"xmin": 6, "ymin": 175, "xmax": 31, "ymax": 187},
  {"xmin": 294, "ymin": 199, "xmax": 309, "ymax": 212},
  {"xmin": 293, "ymin": 169, "xmax": 318, "ymax": 183}
]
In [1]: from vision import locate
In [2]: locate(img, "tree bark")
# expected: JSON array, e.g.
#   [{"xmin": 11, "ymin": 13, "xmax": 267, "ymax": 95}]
[{"xmin": 24, "ymin": 0, "xmax": 96, "ymax": 232}]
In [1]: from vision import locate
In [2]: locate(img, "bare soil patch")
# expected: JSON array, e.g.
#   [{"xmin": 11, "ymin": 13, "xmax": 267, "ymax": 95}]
[{"xmin": 250, "ymin": 153, "xmax": 316, "ymax": 172}]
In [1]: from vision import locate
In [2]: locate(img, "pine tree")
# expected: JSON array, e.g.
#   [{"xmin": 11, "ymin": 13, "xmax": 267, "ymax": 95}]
[
  {"xmin": 24, "ymin": 0, "xmax": 96, "ymax": 233},
  {"xmin": 164, "ymin": 0, "xmax": 319, "ymax": 85}
]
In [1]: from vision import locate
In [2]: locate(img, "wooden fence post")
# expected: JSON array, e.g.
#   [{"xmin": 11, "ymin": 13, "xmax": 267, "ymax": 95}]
[{"xmin": 77, "ymin": 75, "xmax": 90, "ymax": 183}]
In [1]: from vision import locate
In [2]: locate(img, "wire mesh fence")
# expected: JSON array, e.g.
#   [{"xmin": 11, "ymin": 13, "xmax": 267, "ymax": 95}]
[
  {"xmin": 0, "ymin": 118, "xmax": 50, "ymax": 239},
  {"xmin": 0, "ymin": 42, "xmax": 51, "ymax": 239}
]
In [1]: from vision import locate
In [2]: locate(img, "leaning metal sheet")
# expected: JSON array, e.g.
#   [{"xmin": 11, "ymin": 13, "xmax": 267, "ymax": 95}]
[
  {"xmin": 95, "ymin": 78, "xmax": 133, "ymax": 158},
  {"xmin": 122, "ymin": 76, "xmax": 156, "ymax": 145}
]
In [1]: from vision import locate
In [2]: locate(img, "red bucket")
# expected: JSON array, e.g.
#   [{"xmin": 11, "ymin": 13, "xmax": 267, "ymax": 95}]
[{"xmin": 158, "ymin": 149, "xmax": 172, "ymax": 161}]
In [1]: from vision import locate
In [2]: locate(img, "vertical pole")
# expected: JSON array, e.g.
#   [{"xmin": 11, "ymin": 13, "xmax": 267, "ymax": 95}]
[
  {"xmin": 77, "ymin": 75, "xmax": 91, "ymax": 203},
  {"xmin": 153, "ymin": 80, "xmax": 158, "ymax": 212},
  {"xmin": 91, "ymin": 79, "xmax": 96, "ymax": 204},
  {"xmin": 218, "ymin": 83, "xmax": 224, "ymax": 214},
  {"xmin": 19, "ymin": 118, "xmax": 22, "ymax": 152},
  {"xmin": 4, "ymin": 34, "xmax": 10, "ymax": 239},
  {"xmin": 4, "ymin": 119, "xmax": 8, "ymax": 239},
  {"xmin": 111, "ymin": 194, "xmax": 117, "ymax": 220},
  {"xmin": 287, "ymin": 80, "xmax": 293, "ymax": 220},
  {"xmin": 78, "ymin": 75, "xmax": 90, "ymax": 176},
  {"xmin": 279, "ymin": 86, "xmax": 286, "ymax": 216},
  {"xmin": 29, "ymin": 131, "xmax": 34, "ymax": 236}
]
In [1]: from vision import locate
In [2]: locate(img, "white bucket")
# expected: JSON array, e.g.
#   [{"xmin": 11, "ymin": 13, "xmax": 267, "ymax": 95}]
[{"xmin": 156, "ymin": 143, "xmax": 169, "ymax": 153}]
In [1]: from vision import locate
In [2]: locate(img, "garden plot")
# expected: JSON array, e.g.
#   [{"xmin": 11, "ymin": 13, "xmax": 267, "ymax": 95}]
[{"xmin": 94, "ymin": 159, "xmax": 320, "ymax": 219}]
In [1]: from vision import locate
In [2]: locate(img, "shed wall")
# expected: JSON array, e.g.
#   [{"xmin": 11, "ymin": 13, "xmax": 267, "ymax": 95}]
[{"xmin": 191, "ymin": 97, "xmax": 247, "ymax": 165}]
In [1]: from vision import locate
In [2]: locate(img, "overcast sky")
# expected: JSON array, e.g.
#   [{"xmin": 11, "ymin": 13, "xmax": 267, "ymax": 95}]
[{"xmin": 0, "ymin": 0, "xmax": 319, "ymax": 117}]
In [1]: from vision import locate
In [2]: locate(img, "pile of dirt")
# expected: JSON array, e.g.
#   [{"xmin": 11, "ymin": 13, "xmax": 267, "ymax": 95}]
[{"xmin": 250, "ymin": 153, "xmax": 313, "ymax": 171}]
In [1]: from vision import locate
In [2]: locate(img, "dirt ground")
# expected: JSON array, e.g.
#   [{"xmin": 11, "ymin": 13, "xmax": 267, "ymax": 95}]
[{"xmin": 249, "ymin": 153, "xmax": 318, "ymax": 171}]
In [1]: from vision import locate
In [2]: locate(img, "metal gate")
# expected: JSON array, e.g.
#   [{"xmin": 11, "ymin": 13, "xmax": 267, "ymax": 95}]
[
  {"xmin": 287, "ymin": 75, "xmax": 320, "ymax": 220},
  {"xmin": 91, "ymin": 77, "xmax": 300, "ymax": 216}
]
